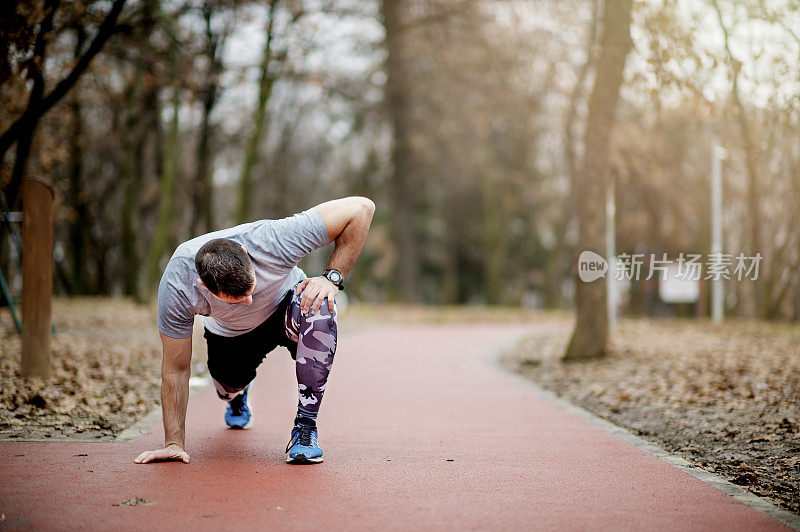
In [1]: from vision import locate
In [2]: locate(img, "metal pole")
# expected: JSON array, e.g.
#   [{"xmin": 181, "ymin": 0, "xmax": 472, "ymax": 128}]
[
  {"xmin": 711, "ymin": 140, "xmax": 724, "ymax": 323},
  {"xmin": 21, "ymin": 177, "xmax": 54, "ymax": 379},
  {"xmin": 606, "ymin": 174, "xmax": 616, "ymax": 327},
  {"xmin": 0, "ymin": 267, "xmax": 21, "ymax": 333}
]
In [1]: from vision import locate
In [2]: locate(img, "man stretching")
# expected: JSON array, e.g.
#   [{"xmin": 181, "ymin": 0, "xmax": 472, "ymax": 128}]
[{"xmin": 134, "ymin": 197, "xmax": 374, "ymax": 465}]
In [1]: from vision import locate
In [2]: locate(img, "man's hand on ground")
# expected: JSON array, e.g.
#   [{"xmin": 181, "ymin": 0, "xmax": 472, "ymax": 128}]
[
  {"xmin": 134, "ymin": 444, "xmax": 190, "ymax": 464},
  {"xmin": 294, "ymin": 276, "xmax": 338, "ymax": 315}
]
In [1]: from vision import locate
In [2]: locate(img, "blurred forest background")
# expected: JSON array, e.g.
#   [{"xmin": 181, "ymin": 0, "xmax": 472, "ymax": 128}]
[{"xmin": 1, "ymin": 0, "xmax": 799, "ymax": 319}]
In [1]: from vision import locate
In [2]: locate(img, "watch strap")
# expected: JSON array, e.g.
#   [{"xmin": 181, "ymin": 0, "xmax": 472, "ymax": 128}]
[{"xmin": 322, "ymin": 269, "xmax": 345, "ymax": 290}]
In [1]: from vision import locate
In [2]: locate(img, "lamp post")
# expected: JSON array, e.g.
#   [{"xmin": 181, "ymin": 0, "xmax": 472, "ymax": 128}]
[
  {"xmin": 606, "ymin": 174, "xmax": 616, "ymax": 328},
  {"xmin": 711, "ymin": 140, "xmax": 725, "ymax": 323}
]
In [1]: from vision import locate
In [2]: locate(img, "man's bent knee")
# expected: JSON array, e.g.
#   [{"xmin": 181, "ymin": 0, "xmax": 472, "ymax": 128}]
[{"xmin": 212, "ymin": 377, "xmax": 248, "ymax": 401}]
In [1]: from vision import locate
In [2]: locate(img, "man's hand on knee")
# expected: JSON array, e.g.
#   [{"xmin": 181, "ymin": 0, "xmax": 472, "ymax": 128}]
[
  {"xmin": 134, "ymin": 443, "xmax": 190, "ymax": 464},
  {"xmin": 294, "ymin": 277, "xmax": 337, "ymax": 315}
]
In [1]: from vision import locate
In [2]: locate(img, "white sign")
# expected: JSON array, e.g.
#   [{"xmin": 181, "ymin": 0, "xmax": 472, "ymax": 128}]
[{"xmin": 659, "ymin": 263, "xmax": 699, "ymax": 303}]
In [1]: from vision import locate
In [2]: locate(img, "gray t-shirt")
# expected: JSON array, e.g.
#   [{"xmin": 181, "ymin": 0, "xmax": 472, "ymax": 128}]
[{"xmin": 157, "ymin": 208, "xmax": 329, "ymax": 339}]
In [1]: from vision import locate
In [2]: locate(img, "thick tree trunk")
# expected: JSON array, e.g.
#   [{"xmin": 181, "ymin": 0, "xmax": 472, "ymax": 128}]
[
  {"xmin": 237, "ymin": 0, "xmax": 278, "ymax": 224},
  {"xmin": 564, "ymin": 0, "xmax": 633, "ymax": 361},
  {"xmin": 381, "ymin": 0, "xmax": 419, "ymax": 302}
]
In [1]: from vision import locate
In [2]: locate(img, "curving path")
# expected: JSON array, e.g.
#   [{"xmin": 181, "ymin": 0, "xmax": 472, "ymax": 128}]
[{"xmin": 0, "ymin": 323, "xmax": 791, "ymax": 530}]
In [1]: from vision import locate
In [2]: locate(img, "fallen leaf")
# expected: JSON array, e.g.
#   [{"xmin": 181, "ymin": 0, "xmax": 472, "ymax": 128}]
[
  {"xmin": 732, "ymin": 473, "xmax": 758, "ymax": 486},
  {"xmin": 120, "ymin": 498, "xmax": 152, "ymax": 506}
]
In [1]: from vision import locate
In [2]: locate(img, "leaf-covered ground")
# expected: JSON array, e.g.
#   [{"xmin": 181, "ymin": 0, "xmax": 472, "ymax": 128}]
[
  {"xmin": 502, "ymin": 318, "xmax": 800, "ymax": 514},
  {"xmin": 0, "ymin": 298, "xmax": 208, "ymax": 440}
]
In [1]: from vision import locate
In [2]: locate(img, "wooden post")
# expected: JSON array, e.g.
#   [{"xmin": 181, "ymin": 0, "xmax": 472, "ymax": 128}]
[{"xmin": 22, "ymin": 177, "xmax": 54, "ymax": 380}]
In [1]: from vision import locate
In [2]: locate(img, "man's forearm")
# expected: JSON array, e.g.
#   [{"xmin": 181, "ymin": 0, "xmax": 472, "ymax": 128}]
[
  {"xmin": 161, "ymin": 368, "xmax": 190, "ymax": 448},
  {"xmin": 324, "ymin": 201, "xmax": 374, "ymax": 278}
]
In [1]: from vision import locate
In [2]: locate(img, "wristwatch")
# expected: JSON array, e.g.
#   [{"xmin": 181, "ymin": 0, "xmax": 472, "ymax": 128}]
[{"xmin": 322, "ymin": 269, "xmax": 344, "ymax": 290}]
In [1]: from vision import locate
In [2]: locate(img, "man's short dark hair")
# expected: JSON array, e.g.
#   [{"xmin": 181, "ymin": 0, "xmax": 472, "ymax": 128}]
[{"xmin": 195, "ymin": 238, "xmax": 254, "ymax": 297}]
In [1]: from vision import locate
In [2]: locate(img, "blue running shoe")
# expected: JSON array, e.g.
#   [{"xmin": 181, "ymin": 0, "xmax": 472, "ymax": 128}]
[
  {"xmin": 224, "ymin": 385, "xmax": 253, "ymax": 429},
  {"xmin": 285, "ymin": 423, "xmax": 323, "ymax": 464}
]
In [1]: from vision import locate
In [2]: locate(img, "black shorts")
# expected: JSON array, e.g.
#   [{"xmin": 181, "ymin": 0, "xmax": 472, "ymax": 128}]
[{"xmin": 203, "ymin": 289, "xmax": 297, "ymax": 390}]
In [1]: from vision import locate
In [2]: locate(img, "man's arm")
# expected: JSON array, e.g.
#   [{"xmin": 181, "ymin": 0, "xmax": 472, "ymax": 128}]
[
  {"xmin": 295, "ymin": 196, "xmax": 375, "ymax": 315},
  {"xmin": 134, "ymin": 333, "xmax": 192, "ymax": 464}
]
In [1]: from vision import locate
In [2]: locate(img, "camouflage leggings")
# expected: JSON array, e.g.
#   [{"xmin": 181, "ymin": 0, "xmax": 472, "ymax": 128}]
[
  {"xmin": 210, "ymin": 288, "xmax": 338, "ymax": 423},
  {"xmin": 283, "ymin": 290, "xmax": 338, "ymax": 422}
]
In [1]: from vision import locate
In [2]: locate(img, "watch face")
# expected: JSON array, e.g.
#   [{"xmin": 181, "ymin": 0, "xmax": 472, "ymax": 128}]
[{"xmin": 329, "ymin": 270, "xmax": 342, "ymax": 283}]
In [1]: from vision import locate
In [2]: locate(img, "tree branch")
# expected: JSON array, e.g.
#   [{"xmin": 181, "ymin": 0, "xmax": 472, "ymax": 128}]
[{"xmin": 0, "ymin": 0, "xmax": 128, "ymax": 168}]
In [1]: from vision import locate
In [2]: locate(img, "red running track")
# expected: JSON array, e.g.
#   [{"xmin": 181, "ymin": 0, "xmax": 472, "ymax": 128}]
[{"xmin": 0, "ymin": 324, "xmax": 790, "ymax": 531}]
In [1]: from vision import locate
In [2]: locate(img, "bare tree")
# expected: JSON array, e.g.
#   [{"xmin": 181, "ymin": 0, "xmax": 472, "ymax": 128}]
[
  {"xmin": 712, "ymin": 0, "xmax": 763, "ymax": 316},
  {"xmin": 67, "ymin": 26, "xmax": 88, "ymax": 294},
  {"xmin": 192, "ymin": 0, "xmax": 231, "ymax": 234},
  {"xmin": 236, "ymin": 0, "xmax": 279, "ymax": 224},
  {"xmin": 564, "ymin": 0, "xmax": 633, "ymax": 360},
  {"xmin": 0, "ymin": 0, "xmax": 128, "ymax": 207},
  {"xmin": 380, "ymin": 0, "xmax": 420, "ymax": 302},
  {"xmin": 547, "ymin": 0, "xmax": 599, "ymax": 308}
]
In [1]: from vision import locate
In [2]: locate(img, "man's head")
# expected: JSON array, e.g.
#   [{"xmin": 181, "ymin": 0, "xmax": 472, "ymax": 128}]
[{"xmin": 195, "ymin": 238, "xmax": 256, "ymax": 305}]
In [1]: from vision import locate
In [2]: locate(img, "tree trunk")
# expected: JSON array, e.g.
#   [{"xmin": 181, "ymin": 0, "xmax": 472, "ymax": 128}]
[
  {"xmin": 68, "ymin": 27, "xmax": 88, "ymax": 294},
  {"xmin": 564, "ymin": 0, "xmax": 633, "ymax": 361},
  {"xmin": 547, "ymin": 0, "xmax": 599, "ymax": 309},
  {"xmin": 712, "ymin": 0, "xmax": 763, "ymax": 317},
  {"xmin": 237, "ymin": 0, "xmax": 278, "ymax": 224},
  {"xmin": 121, "ymin": 67, "xmax": 144, "ymax": 297},
  {"xmin": 480, "ymin": 172, "xmax": 510, "ymax": 305},
  {"xmin": 442, "ymin": 202, "xmax": 459, "ymax": 304},
  {"xmin": 381, "ymin": 0, "xmax": 419, "ymax": 302},
  {"xmin": 793, "ymin": 268, "xmax": 800, "ymax": 322},
  {"xmin": 193, "ymin": 89, "xmax": 215, "ymax": 233},
  {"xmin": 192, "ymin": 2, "xmax": 224, "ymax": 234},
  {"xmin": 6, "ymin": 0, "xmax": 58, "ymax": 210},
  {"xmin": 120, "ymin": 0, "xmax": 160, "ymax": 299},
  {"xmin": 145, "ymin": 88, "xmax": 181, "ymax": 291},
  {"xmin": 564, "ymin": 0, "xmax": 599, "ymax": 192}
]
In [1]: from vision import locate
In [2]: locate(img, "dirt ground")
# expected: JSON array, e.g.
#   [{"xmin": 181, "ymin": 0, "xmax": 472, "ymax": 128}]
[
  {"xmin": 0, "ymin": 298, "xmax": 208, "ymax": 440},
  {"xmin": 501, "ymin": 317, "xmax": 800, "ymax": 514}
]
